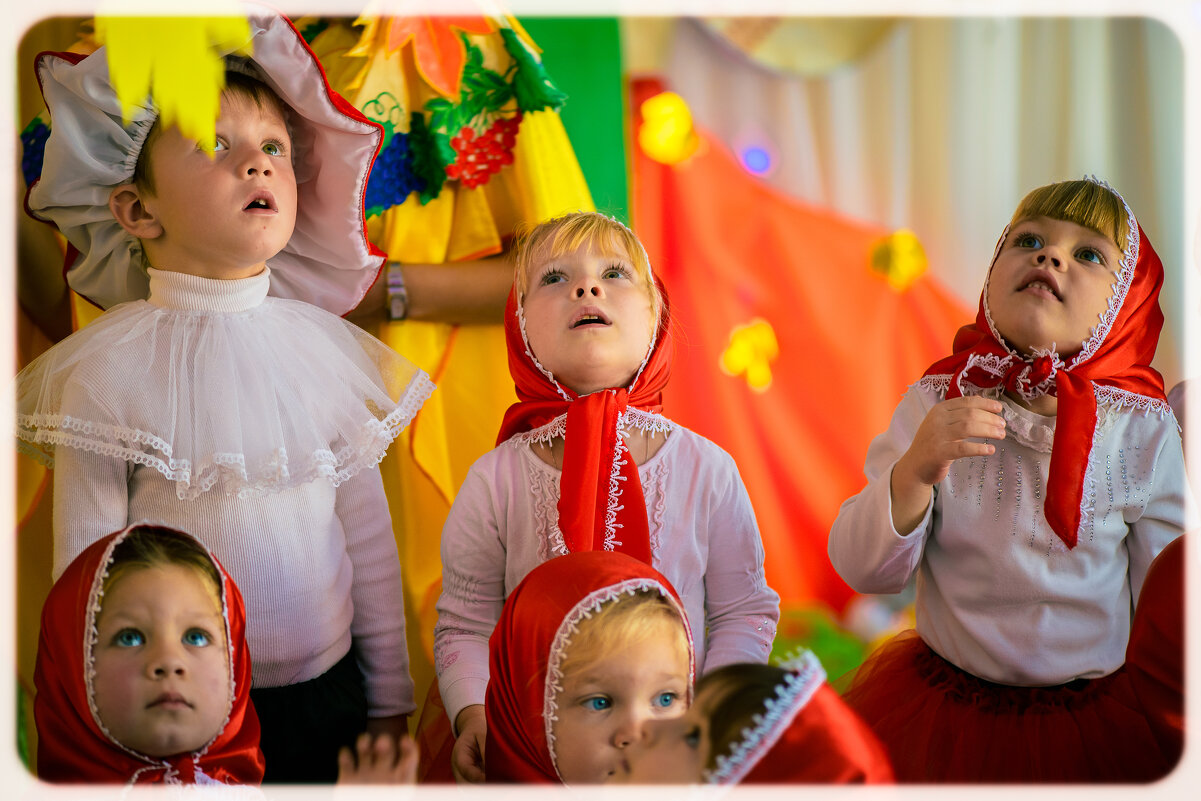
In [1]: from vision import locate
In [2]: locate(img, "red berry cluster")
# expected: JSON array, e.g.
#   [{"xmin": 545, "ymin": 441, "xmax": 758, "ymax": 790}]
[{"xmin": 446, "ymin": 113, "xmax": 522, "ymax": 189}]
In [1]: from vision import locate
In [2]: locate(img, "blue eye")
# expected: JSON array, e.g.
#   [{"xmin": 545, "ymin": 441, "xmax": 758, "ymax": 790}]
[
  {"xmin": 584, "ymin": 696, "xmax": 612, "ymax": 711},
  {"xmin": 654, "ymin": 692, "xmax": 677, "ymax": 708},
  {"xmin": 113, "ymin": 629, "xmax": 145, "ymax": 647},
  {"xmin": 183, "ymin": 628, "xmax": 212, "ymax": 647},
  {"xmin": 1014, "ymin": 233, "xmax": 1042, "ymax": 249},
  {"xmin": 1076, "ymin": 247, "xmax": 1104, "ymax": 265}
]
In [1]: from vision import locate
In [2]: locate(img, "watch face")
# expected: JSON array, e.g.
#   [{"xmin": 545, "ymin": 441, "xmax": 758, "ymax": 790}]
[
  {"xmin": 389, "ymin": 292, "xmax": 408, "ymax": 320},
  {"xmin": 386, "ymin": 264, "xmax": 407, "ymax": 320}
]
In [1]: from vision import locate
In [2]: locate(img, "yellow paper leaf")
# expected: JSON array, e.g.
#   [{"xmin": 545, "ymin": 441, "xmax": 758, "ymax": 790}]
[{"xmin": 96, "ymin": 12, "xmax": 253, "ymax": 151}]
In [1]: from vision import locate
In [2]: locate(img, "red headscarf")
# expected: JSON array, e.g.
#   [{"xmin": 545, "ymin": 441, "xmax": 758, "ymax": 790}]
[
  {"xmin": 497, "ymin": 276, "xmax": 673, "ymax": 564},
  {"xmin": 920, "ymin": 178, "xmax": 1169, "ymax": 548},
  {"xmin": 707, "ymin": 652, "xmax": 894, "ymax": 785},
  {"xmin": 34, "ymin": 524, "xmax": 264, "ymax": 784},
  {"xmin": 484, "ymin": 551, "xmax": 694, "ymax": 783}
]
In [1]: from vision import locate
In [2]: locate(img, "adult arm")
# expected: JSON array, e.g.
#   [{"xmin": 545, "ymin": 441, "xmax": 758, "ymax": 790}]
[{"xmin": 346, "ymin": 253, "xmax": 513, "ymax": 328}]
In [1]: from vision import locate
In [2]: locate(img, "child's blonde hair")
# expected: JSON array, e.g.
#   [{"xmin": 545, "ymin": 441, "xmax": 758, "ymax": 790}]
[
  {"xmin": 559, "ymin": 588, "xmax": 688, "ymax": 678},
  {"xmin": 513, "ymin": 212, "xmax": 663, "ymax": 323},
  {"xmin": 1009, "ymin": 179, "xmax": 1129, "ymax": 253},
  {"xmin": 102, "ymin": 525, "xmax": 223, "ymax": 606}
]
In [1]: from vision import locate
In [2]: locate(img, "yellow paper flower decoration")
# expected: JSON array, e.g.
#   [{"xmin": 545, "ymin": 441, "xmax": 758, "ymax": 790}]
[
  {"xmin": 720, "ymin": 318, "xmax": 779, "ymax": 393},
  {"xmin": 638, "ymin": 91, "xmax": 700, "ymax": 165},
  {"xmin": 869, "ymin": 229, "xmax": 928, "ymax": 292},
  {"xmin": 96, "ymin": 8, "xmax": 253, "ymax": 152}
]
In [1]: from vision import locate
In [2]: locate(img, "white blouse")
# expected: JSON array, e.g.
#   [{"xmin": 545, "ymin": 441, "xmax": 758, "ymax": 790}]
[
  {"xmin": 434, "ymin": 413, "xmax": 781, "ymax": 726},
  {"xmin": 829, "ymin": 383, "xmax": 1191, "ymax": 686}
]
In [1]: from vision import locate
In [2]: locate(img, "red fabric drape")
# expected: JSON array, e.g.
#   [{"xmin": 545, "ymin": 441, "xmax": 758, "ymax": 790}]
[
  {"xmin": 630, "ymin": 77, "xmax": 970, "ymax": 610},
  {"xmin": 34, "ymin": 525, "xmax": 263, "ymax": 784}
]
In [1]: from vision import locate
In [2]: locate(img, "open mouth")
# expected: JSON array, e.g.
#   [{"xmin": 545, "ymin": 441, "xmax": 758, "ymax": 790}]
[
  {"xmin": 243, "ymin": 193, "xmax": 276, "ymax": 212},
  {"xmin": 1018, "ymin": 272, "xmax": 1061, "ymax": 300},
  {"xmin": 571, "ymin": 309, "xmax": 611, "ymax": 328}
]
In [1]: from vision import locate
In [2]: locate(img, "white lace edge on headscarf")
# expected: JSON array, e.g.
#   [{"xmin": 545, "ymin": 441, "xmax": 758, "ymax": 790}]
[
  {"xmin": 85, "ymin": 523, "xmax": 236, "ymax": 783},
  {"xmin": 705, "ymin": 649, "xmax": 827, "ymax": 785},
  {"xmin": 542, "ymin": 578, "xmax": 694, "ymax": 783}
]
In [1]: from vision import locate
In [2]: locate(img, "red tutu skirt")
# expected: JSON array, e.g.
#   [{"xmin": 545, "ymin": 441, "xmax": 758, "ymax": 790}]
[{"xmin": 841, "ymin": 631, "xmax": 1175, "ymax": 783}]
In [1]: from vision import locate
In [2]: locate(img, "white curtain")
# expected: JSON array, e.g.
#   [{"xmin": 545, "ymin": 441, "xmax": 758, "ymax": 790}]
[{"xmin": 635, "ymin": 16, "xmax": 1188, "ymax": 388}]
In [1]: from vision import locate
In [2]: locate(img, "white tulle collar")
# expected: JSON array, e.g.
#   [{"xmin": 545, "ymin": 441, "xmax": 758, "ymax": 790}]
[{"xmin": 147, "ymin": 267, "xmax": 271, "ymax": 313}]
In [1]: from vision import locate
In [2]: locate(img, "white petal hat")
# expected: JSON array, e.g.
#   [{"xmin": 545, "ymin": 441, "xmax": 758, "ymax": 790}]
[{"xmin": 27, "ymin": 4, "xmax": 385, "ymax": 314}]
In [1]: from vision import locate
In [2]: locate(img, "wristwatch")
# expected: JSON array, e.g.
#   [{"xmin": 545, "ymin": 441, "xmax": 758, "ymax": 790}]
[{"xmin": 386, "ymin": 262, "xmax": 409, "ymax": 321}]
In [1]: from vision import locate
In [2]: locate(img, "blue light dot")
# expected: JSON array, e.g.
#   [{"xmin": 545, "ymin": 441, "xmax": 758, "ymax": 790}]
[{"xmin": 741, "ymin": 146, "xmax": 772, "ymax": 175}]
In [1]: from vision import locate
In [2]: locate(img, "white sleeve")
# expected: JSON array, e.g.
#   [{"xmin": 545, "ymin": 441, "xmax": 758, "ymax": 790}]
[
  {"xmin": 700, "ymin": 454, "xmax": 780, "ymax": 672},
  {"xmin": 434, "ymin": 460, "xmax": 507, "ymax": 730},
  {"xmin": 827, "ymin": 387, "xmax": 934, "ymax": 595},
  {"xmin": 337, "ymin": 467, "xmax": 414, "ymax": 718},
  {"xmin": 51, "ymin": 445, "xmax": 130, "ymax": 578},
  {"xmin": 1125, "ymin": 420, "xmax": 1192, "ymax": 607}
]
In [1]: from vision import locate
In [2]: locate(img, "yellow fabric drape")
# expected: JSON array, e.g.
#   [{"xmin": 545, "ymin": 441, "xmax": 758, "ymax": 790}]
[{"xmin": 308, "ymin": 17, "xmax": 593, "ymax": 713}]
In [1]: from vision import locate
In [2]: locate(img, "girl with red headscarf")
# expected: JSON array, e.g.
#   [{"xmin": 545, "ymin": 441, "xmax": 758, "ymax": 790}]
[
  {"xmin": 35, "ymin": 523, "xmax": 264, "ymax": 785},
  {"xmin": 434, "ymin": 212, "xmax": 779, "ymax": 781},
  {"xmin": 828, "ymin": 177, "xmax": 1191, "ymax": 782},
  {"xmin": 484, "ymin": 551, "xmax": 693, "ymax": 783},
  {"xmin": 615, "ymin": 651, "xmax": 894, "ymax": 784}
]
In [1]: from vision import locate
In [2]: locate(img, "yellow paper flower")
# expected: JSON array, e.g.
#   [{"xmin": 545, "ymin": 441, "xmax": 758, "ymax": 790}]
[
  {"xmin": 96, "ymin": 8, "xmax": 253, "ymax": 151},
  {"xmin": 869, "ymin": 229, "xmax": 928, "ymax": 291},
  {"xmin": 638, "ymin": 91, "xmax": 700, "ymax": 165},
  {"xmin": 720, "ymin": 318, "xmax": 779, "ymax": 393}
]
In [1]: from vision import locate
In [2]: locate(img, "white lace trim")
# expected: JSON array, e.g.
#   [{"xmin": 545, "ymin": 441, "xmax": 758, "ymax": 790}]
[
  {"xmin": 645, "ymin": 457, "xmax": 668, "ymax": 562},
  {"xmin": 705, "ymin": 650, "xmax": 827, "ymax": 785},
  {"xmin": 508, "ymin": 408, "xmax": 676, "ymax": 449},
  {"xmin": 85, "ymin": 523, "xmax": 237, "ymax": 778},
  {"xmin": 603, "ymin": 433, "xmax": 629, "ymax": 551},
  {"xmin": 1069, "ymin": 175, "xmax": 1139, "ymax": 369},
  {"xmin": 1094, "ymin": 385, "xmax": 1175, "ymax": 419},
  {"xmin": 999, "ymin": 404, "xmax": 1056, "ymax": 454},
  {"xmin": 916, "ymin": 374, "xmax": 952, "ymax": 396},
  {"xmin": 543, "ymin": 578, "xmax": 693, "ymax": 781},
  {"xmin": 19, "ymin": 372, "xmax": 435, "ymax": 500}
]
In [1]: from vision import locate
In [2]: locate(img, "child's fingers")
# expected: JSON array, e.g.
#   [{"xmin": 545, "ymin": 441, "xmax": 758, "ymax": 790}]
[
  {"xmin": 337, "ymin": 745, "xmax": 357, "ymax": 781},
  {"xmin": 398, "ymin": 736, "xmax": 419, "ymax": 784},
  {"xmin": 372, "ymin": 732, "xmax": 398, "ymax": 768}
]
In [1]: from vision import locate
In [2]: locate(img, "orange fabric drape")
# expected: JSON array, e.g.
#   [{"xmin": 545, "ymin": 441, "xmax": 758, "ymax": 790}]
[{"xmin": 631, "ymin": 77, "xmax": 970, "ymax": 611}]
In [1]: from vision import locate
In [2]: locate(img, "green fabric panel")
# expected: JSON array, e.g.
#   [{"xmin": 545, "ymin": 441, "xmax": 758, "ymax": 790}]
[{"xmin": 518, "ymin": 17, "xmax": 628, "ymax": 224}]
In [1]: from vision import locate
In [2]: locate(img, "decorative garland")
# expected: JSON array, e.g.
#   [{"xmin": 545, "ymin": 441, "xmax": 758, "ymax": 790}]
[{"xmin": 354, "ymin": 27, "xmax": 568, "ymax": 213}]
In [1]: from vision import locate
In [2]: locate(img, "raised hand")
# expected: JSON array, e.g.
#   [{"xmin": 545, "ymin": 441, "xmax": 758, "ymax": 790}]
[{"xmin": 891, "ymin": 396, "xmax": 1006, "ymax": 534}]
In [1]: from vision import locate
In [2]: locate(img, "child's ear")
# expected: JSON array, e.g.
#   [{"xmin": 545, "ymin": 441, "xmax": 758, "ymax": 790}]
[{"xmin": 108, "ymin": 184, "xmax": 163, "ymax": 239}]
